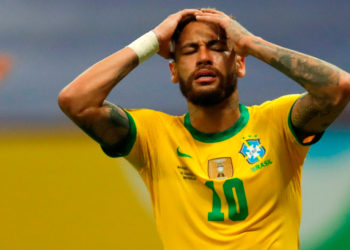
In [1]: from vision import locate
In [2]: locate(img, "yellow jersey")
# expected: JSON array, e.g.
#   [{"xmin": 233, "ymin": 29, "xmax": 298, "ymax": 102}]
[{"xmin": 103, "ymin": 94, "xmax": 311, "ymax": 250}]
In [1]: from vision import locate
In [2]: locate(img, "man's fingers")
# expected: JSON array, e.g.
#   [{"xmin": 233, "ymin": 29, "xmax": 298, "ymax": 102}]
[
  {"xmin": 154, "ymin": 9, "xmax": 202, "ymax": 60},
  {"xmin": 195, "ymin": 11, "xmax": 225, "ymax": 19},
  {"xmin": 177, "ymin": 9, "xmax": 201, "ymax": 18},
  {"xmin": 195, "ymin": 13, "xmax": 223, "ymax": 24},
  {"xmin": 200, "ymin": 8, "xmax": 225, "ymax": 15},
  {"xmin": 195, "ymin": 12, "xmax": 221, "ymax": 18},
  {"xmin": 181, "ymin": 8, "xmax": 201, "ymax": 14},
  {"xmin": 167, "ymin": 9, "xmax": 201, "ymax": 27}
]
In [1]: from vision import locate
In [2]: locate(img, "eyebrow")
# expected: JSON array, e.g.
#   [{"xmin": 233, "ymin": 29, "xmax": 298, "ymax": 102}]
[
  {"xmin": 180, "ymin": 39, "xmax": 226, "ymax": 50},
  {"xmin": 207, "ymin": 40, "xmax": 226, "ymax": 46},
  {"xmin": 180, "ymin": 42, "xmax": 198, "ymax": 50}
]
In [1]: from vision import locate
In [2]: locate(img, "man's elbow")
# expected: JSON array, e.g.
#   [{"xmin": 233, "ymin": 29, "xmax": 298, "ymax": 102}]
[
  {"xmin": 337, "ymin": 72, "xmax": 350, "ymax": 106},
  {"xmin": 57, "ymin": 85, "xmax": 80, "ymax": 117},
  {"xmin": 315, "ymin": 73, "xmax": 350, "ymax": 111}
]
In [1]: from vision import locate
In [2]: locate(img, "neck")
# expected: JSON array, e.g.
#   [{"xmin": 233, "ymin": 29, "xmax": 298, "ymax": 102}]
[{"xmin": 187, "ymin": 91, "xmax": 240, "ymax": 133}]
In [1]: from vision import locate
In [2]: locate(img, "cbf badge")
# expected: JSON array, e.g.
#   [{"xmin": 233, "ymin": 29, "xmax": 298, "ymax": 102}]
[
  {"xmin": 239, "ymin": 138, "xmax": 266, "ymax": 164},
  {"xmin": 208, "ymin": 157, "xmax": 233, "ymax": 180}
]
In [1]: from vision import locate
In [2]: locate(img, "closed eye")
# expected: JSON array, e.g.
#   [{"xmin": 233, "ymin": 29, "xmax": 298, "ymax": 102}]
[
  {"xmin": 180, "ymin": 43, "xmax": 199, "ymax": 55},
  {"xmin": 207, "ymin": 40, "xmax": 228, "ymax": 52}
]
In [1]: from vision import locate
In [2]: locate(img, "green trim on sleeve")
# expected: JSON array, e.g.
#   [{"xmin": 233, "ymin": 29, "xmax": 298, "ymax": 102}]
[
  {"xmin": 121, "ymin": 110, "xmax": 137, "ymax": 155},
  {"xmin": 287, "ymin": 100, "xmax": 304, "ymax": 145},
  {"xmin": 184, "ymin": 104, "xmax": 249, "ymax": 143},
  {"xmin": 101, "ymin": 109, "xmax": 137, "ymax": 158}
]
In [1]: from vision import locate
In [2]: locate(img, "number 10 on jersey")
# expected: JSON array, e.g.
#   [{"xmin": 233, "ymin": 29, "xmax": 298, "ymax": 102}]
[{"xmin": 205, "ymin": 178, "xmax": 248, "ymax": 221}]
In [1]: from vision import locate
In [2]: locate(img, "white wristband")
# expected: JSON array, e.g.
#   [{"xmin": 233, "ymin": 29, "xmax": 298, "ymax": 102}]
[{"xmin": 127, "ymin": 31, "xmax": 159, "ymax": 64}]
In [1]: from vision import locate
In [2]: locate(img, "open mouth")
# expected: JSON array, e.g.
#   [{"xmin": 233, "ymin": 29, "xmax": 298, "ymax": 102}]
[{"xmin": 194, "ymin": 68, "xmax": 217, "ymax": 84}]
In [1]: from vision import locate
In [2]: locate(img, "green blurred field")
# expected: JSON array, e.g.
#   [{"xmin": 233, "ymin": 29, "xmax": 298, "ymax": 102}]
[{"xmin": 0, "ymin": 129, "xmax": 162, "ymax": 250}]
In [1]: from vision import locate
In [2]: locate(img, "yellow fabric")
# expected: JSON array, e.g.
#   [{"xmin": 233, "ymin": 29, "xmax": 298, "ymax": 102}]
[{"xmin": 122, "ymin": 94, "xmax": 309, "ymax": 250}]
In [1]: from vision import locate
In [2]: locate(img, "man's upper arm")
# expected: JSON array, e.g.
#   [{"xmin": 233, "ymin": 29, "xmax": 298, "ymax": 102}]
[
  {"xmin": 77, "ymin": 101, "xmax": 131, "ymax": 150},
  {"xmin": 290, "ymin": 93, "xmax": 347, "ymax": 143}
]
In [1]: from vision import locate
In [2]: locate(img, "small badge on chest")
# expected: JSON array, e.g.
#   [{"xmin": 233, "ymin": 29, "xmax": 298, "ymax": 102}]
[{"xmin": 208, "ymin": 157, "xmax": 233, "ymax": 180}]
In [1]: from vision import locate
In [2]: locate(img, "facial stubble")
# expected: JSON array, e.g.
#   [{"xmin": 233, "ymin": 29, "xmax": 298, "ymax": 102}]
[{"xmin": 178, "ymin": 68, "xmax": 237, "ymax": 107}]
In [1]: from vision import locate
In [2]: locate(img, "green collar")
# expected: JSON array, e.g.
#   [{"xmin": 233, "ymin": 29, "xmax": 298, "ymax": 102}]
[{"xmin": 184, "ymin": 104, "xmax": 249, "ymax": 143}]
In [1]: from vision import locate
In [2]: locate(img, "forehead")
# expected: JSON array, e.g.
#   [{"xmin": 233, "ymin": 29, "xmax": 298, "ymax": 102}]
[{"xmin": 177, "ymin": 21, "xmax": 223, "ymax": 45}]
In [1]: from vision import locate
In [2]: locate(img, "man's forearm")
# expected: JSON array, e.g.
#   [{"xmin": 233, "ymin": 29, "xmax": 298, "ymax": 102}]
[
  {"xmin": 246, "ymin": 36, "xmax": 348, "ymax": 101},
  {"xmin": 58, "ymin": 47, "xmax": 139, "ymax": 116}
]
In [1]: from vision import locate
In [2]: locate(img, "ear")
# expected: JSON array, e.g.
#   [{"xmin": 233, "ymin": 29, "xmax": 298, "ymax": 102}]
[
  {"xmin": 235, "ymin": 55, "xmax": 246, "ymax": 78},
  {"xmin": 169, "ymin": 61, "xmax": 179, "ymax": 83}
]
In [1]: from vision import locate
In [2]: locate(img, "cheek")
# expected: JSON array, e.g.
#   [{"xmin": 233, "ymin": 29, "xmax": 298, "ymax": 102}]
[
  {"xmin": 213, "ymin": 54, "xmax": 230, "ymax": 68},
  {"xmin": 177, "ymin": 60, "xmax": 195, "ymax": 78},
  {"xmin": 218, "ymin": 56, "xmax": 236, "ymax": 75}
]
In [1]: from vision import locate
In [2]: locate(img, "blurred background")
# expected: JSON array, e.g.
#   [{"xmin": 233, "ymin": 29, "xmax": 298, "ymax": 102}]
[{"xmin": 0, "ymin": 0, "xmax": 349, "ymax": 249}]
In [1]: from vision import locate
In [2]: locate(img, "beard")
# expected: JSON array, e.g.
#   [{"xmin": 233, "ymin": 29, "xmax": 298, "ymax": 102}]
[{"xmin": 178, "ymin": 67, "xmax": 237, "ymax": 107}]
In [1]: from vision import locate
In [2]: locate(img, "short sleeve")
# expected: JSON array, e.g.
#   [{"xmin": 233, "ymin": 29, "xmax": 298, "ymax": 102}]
[
  {"xmin": 101, "ymin": 109, "xmax": 155, "ymax": 171},
  {"xmin": 101, "ymin": 110, "xmax": 137, "ymax": 157},
  {"xmin": 270, "ymin": 94, "xmax": 303, "ymax": 145},
  {"xmin": 271, "ymin": 94, "xmax": 311, "ymax": 164},
  {"xmin": 271, "ymin": 94, "xmax": 323, "ymax": 146}
]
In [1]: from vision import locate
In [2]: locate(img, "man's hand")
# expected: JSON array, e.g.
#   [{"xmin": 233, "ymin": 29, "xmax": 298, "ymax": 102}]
[
  {"xmin": 195, "ymin": 9, "xmax": 254, "ymax": 57},
  {"xmin": 195, "ymin": 9, "xmax": 350, "ymax": 139},
  {"xmin": 153, "ymin": 9, "xmax": 201, "ymax": 59}
]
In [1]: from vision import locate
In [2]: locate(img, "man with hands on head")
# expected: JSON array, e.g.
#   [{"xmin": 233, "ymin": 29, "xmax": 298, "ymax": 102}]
[{"xmin": 58, "ymin": 8, "xmax": 350, "ymax": 250}]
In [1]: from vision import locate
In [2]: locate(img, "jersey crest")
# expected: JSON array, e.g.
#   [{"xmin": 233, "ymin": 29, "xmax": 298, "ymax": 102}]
[{"xmin": 239, "ymin": 138, "xmax": 266, "ymax": 164}]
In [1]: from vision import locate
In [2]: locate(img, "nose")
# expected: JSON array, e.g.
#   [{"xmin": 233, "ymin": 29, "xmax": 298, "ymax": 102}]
[{"xmin": 196, "ymin": 46, "xmax": 212, "ymax": 66}]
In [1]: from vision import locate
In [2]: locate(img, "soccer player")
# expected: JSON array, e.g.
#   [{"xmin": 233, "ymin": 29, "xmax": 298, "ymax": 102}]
[{"xmin": 58, "ymin": 8, "xmax": 350, "ymax": 249}]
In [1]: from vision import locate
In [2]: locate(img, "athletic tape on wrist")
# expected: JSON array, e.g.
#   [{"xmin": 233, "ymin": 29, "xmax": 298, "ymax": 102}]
[{"xmin": 127, "ymin": 31, "xmax": 159, "ymax": 64}]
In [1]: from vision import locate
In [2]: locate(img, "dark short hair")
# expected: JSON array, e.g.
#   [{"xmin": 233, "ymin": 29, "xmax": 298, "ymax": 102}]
[
  {"xmin": 172, "ymin": 15, "xmax": 197, "ymax": 45},
  {"xmin": 170, "ymin": 14, "xmax": 197, "ymax": 60},
  {"xmin": 170, "ymin": 13, "xmax": 228, "ymax": 60}
]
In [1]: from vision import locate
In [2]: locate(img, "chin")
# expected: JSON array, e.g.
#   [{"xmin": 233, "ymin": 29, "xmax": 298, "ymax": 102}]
[
  {"xmin": 187, "ymin": 90, "xmax": 229, "ymax": 107},
  {"xmin": 179, "ymin": 74, "xmax": 237, "ymax": 106}
]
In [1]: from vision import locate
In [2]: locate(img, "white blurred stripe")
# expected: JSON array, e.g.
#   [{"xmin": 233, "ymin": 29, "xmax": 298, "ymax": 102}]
[{"xmin": 301, "ymin": 150, "xmax": 350, "ymax": 247}]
